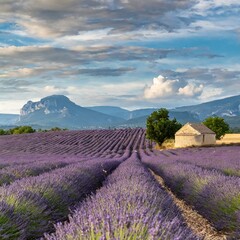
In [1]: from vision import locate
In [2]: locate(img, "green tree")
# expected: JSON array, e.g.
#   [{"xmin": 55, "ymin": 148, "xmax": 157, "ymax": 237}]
[
  {"xmin": 203, "ymin": 116, "xmax": 230, "ymax": 139},
  {"xmin": 12, "ymin": 126, "xmax": 35, "ymax": 134},
  {"xmin": 146, "ymin": 108, "xmax": 182, "ymax": 145},
  {"xmin": 50, "ymin": 127, "xmax": 65, "ymax": 131},
  {"xmin": 0, "ymin": 129, "xmax": 5, "ymax": 135}
]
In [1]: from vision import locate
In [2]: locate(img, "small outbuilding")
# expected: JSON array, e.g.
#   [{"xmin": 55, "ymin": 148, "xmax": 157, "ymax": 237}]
[{"xmin": 175, "ymin": 122, "xmax": 216, "ymax": 148}]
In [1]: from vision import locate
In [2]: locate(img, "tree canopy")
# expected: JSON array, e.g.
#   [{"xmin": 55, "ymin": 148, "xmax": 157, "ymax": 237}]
[
  {"xmin": 146, "ymin": 108, "xmax": 182, "ymax": 145},
  {"xmin": 203, "ymin": 116, "xmax": 230, "ymax": 139},
  {"xmin": 0, "ymin": 126, "xmax": 68, "ymax": 135},
  {"xmin": 0, "ymin": 126, "xmax": 35, "ymax": 135},
  {"xmin": 11, "ymin": 126, "xmax": 35, "ymax": 134}
]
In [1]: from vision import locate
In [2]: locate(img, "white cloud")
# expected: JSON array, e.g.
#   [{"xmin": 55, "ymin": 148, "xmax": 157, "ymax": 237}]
[
  {"xmin": 178, "ymin": 83, "xmax": 204, "ymax": 96},
  {"xmin": 0, "ymin": 65, "xmax": 65, "ymax": 79},
  {"xmin": 0, "ymin": 45, "xmax": 50, "ymax": 55},
  {"xmin": 190, "ymin": 18, "xmax": 240, "ymax": 32},
  {"xmin": 144, "ymin": 75, "xmax": 206, "ymax": 100},
  {"xmin": 0, "ymin": 1, "xmax": 239, "ymax": 113},
  {"xmin": 58, "ymin": 28, "xmax": 113, "ymax": 43},
  {"xmin": 0, "ymin": 68, "xmax": 35, "ymax": 78},
  {"xmin": 42, "ymin": 85, "xmax": 80, "ymax": 95},
  {"xmin": 0, "ymin": 100, "xmax": 26, "ymax": 114},
  {"xmin": 144, "ymin": 75, "xmax": 179, "ymax": 99},
  {"xmin": 199, "ymin": 87, "xmax": 223, "ymax": 100},
  {"xmin": 43, "ymin": 86, "xmax": 63, "ymax": 94},
  {"xmin": 194, "ymin": 0, "xmax": 240, "ymax": 12},
  {"xmin": 18, "ymin": 18, "xmax": 60, "ymax": 38},
  {"xmin": 0, "ymin": 0, "xmax": 194, "ymax": 39}
]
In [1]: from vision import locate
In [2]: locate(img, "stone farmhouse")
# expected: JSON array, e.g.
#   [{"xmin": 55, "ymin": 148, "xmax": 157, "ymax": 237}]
[{"xmin": 175, "ymin": 123, "xmax": 216, "ymax": 148}]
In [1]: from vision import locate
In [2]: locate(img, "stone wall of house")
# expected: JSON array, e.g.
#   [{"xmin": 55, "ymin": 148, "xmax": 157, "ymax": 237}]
[
  {"xmin": 175, "ymin": 135, "xmax": 202, "ymax": 148},
  {"xmin": 175, "ymin": 134, "xmax": 215, "ymax": 148},
  {"xmin": 202, "ymin": 134, "xmax": 216, "ymax": 145}
]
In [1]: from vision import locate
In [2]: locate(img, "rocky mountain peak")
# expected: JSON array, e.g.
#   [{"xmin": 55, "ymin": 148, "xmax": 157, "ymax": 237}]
[{"xmin": 20, "ymin": 95, "xmax": 74, "ymax": 116}]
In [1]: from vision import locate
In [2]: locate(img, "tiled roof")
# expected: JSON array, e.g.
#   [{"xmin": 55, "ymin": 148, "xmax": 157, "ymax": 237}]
[
  {"xmin": 188, "ymin": 123, "xmax": 215, "ymax": 134},
  {"xmin": 175, "ymin": 122, "xmax": 215, "ymax": 136},
  {"xmin": 189, "ymin": 123, "xmax": 215, "ymax": 134}
]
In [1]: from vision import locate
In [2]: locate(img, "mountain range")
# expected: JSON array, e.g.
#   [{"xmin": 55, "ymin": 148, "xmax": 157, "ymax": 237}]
[
  {"xmin": 0, "ymin": 94, "xmax": 239, "ymax": 129},
  {"xmin": 173, "ymin": 95, "xmax": 240, "ymax": 119},
  {"xmin": 18, "ymin": 95, "xmax": 123, "ymax": 129}
]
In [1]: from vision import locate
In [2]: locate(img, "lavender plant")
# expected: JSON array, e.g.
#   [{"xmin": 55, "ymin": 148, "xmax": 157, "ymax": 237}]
[
  {"xmin": 142, "ymin": 152, "xmax": 240, "ymax": 238},
  {"xmin": 1, "ymin": 128, "xmax": 237, "ymax": 239},
  {"xmin": 0, "ymin": 160, "xmax": 119, "ymax": 239},
  {"xmin": 0, "ymin": 201, "xmax": 27, "ymax": 239},
  {"xmin": 0, "ymin": 129, "xmax": 145, "ymax": 159},
  {"xmin": 0, "ymin": 161, "xmax": 69, "ymax": 186},
  {"xmin": 45, "ymin": 154, "xmax": 199, "ymax": 240},
  {"xmin": 158, "ymin": 146, "xmax": 240, "ymax": 177}
]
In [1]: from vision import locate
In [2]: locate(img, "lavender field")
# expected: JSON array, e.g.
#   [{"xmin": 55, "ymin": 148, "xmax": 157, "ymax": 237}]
[{"xmin": 0, "ymin": 129, "xmax": 239, "ymax": 239}]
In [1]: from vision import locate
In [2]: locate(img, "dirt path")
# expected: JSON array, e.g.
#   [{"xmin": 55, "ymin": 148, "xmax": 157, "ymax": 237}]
[{"xmin": 150, "ymin": 170, "xmax": 228, "ymax": 240}]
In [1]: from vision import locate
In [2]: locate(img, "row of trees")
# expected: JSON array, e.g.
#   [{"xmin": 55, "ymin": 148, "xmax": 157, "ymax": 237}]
[
  {"xmin": 0, "ymin": 126, "xmax": 35, "ymax": 135},
  {"xmin": 146, "ymin": 108, "xmax": 230, "ymax": 145},
  {"xmin": 0, "ymin": 126, "xmax": 67, "ymax": 135}
]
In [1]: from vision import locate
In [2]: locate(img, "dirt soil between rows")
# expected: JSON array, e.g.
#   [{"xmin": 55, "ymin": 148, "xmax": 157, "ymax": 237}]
[{"xmin": 150, "ymin": 170, "xmax": 228, "ymax": 240}]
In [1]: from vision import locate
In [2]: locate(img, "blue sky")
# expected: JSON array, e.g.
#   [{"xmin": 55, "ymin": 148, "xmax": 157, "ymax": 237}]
[{"xmin": 0, "ymin": 0, "xmax": 240, "ymax": 113}]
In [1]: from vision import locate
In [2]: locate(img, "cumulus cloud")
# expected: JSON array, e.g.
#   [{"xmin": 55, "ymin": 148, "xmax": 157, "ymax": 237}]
[
  {"xmin": 151, "ymin": 68, "xmax": 240, "ymax": 102},
  {"xmin": 144, "ymin": 75, "xmax": 205, "ymax": 99},
  {"xmin": 144, "ymin": 75, "xmax": 180, "ymax": 99},
  {"xmin": 178, "ymin": 83, "xmax": 204, "ymax": 96}
]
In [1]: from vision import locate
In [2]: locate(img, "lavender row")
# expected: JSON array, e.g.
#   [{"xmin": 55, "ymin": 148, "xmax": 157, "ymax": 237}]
[
  {"xmin": 0, "ymin": 152, "xmax": 90, "ymax": 167},
  {"xmin": 45, "ymin": 153, "xmax": 198, "ymax": 240},
  {"xmin": 0, "ymin": 160, "xmax": 70, "ymax": 186},
  {"xmin": 0, "ymin": 129, "xmax": 143, "ymax": 158},
  {"xmin": 158, "ymin": 146, "xmax": 240, "ymax": 177},
  {"xmin": 0, "ymin": 153, "xmax": 107, "ymax": 186},
  {"xmin": 0, "ymin": 159, "xmax": 120, "ymax": 239},
  {"xmin": 142, "ymin": 153, "xmax": 240, "ymax": 238}
]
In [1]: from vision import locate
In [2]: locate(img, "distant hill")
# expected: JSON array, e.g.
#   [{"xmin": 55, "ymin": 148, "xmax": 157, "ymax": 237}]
[
  {"xmin": 88, "ymin": 107, "xmax": 161, "ymax": 120},
  {"xmin": 1, "ymin": 94, "xmax": 239, "ymax": 129},
  {"xmin": 0, "ymin": 114, "xmax": 19, "ymax": 126},
  {"xmin": 87, "ymin": 106, "xmax": 130, "ymax": 120},
  {"xmin": 87, "ymin": 107, "xmax": 200, "ymax": 127},
  {"xmin": 17, "ymin": 95, "xmax": 124, "ymax": 129},
  {"xmin": 16, "ymin": 96, "xmax": 201, "ymax": 129},
  {"xmin": 89, "ymin": 95, "xmax": 240, "ymax": 129},
  {"xmin": 118, "ymin": 111, "xmax": 200, "ymax": 128},
  {"xmin": 129, "ymin": 108, "xmax": 158, "ymax": 119},
  {"xmin": 223, "ymin": 116, "xmax": 240, "ymax": 128},
  {"xmin": 173, "ymin": 95, "xmax": 240, "ymax": 119}
]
